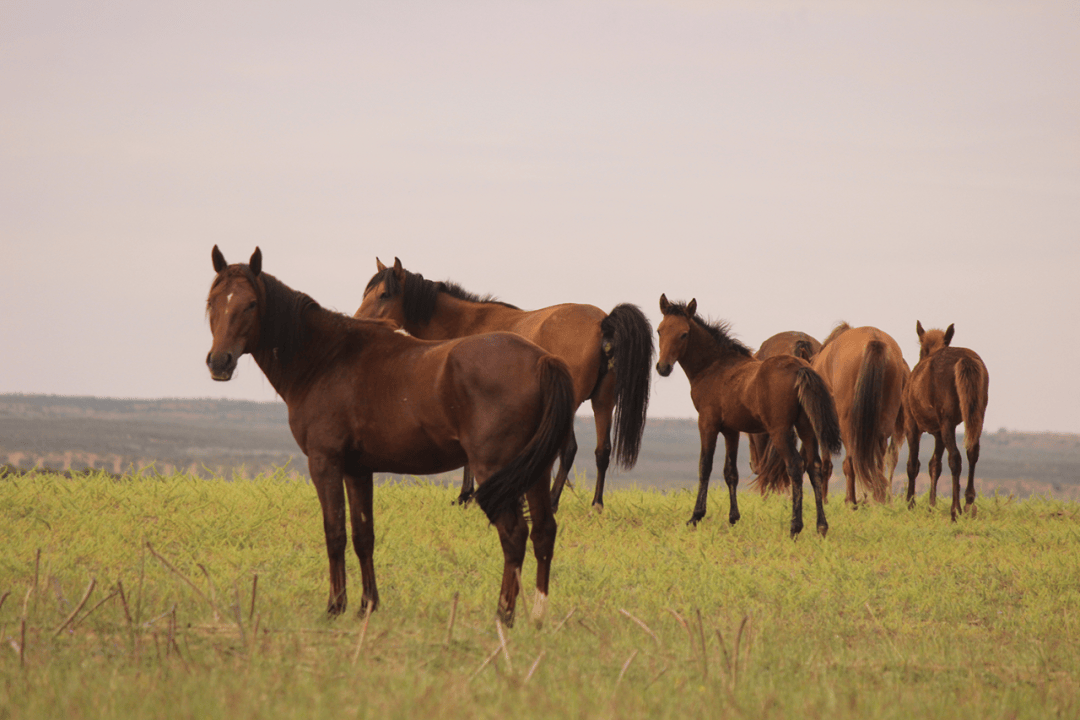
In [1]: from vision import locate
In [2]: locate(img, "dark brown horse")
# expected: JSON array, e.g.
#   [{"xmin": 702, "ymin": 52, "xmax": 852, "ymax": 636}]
[
  {"xmin": 655, "ymin": 296, "xmax": 841, "ymax": 537},
  {"xmin": 903, "ymin": 322, "xmax": 989, "ymax": 520},
  {"xmin": 206, "ymin": 247, "xmax": 576, "ymax": 626},
  {"xmin": 811, "ymin": 323, "xmax": 909, "ymax": 504},
  {"xmin": 355, "ymin": 257, "xmax": 653, "ymax": 512},
  {"xmin": 748, "ymin": 331, "xmax": 823, "ymax": 492}
]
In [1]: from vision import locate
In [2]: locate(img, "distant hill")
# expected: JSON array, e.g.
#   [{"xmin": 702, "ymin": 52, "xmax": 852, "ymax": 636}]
[{"xmin": 2, "ymin": 394, "xmax": 1078, "ymax": 499}]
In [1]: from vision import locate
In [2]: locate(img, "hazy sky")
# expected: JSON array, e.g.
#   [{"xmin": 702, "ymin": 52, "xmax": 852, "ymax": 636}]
[{"xmin": 2, "ymin": 1, "xmax": 1078, "ymax": 433}]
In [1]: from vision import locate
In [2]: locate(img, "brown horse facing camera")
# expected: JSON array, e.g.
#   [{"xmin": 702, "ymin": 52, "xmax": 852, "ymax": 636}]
[
  {"xmin": 903, "ymin": 322, "xmax": 989, "ymax": 520},
  {"xmin": 655, "ymin": 296, "xmax": 841, "ymax": 538},
  {"xmin": 356, "ymin": 257, "xmax": 654, "ymax": 512},
  {"xmin": 206, "ymin": 247, "xmax": 576, "ymax": 627}
]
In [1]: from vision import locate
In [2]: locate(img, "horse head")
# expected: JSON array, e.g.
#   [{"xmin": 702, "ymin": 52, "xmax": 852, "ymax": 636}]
[
  {"xmin": 206, "ymin": 246, "xmax": 264, "ymax": 381},
  {"xmin": 655, "ymin": 294, "xmax": 696, "ymax": 377},
  {"xmin": 915, "ymin": 320, "xmax": 955, "ymax": 361}
]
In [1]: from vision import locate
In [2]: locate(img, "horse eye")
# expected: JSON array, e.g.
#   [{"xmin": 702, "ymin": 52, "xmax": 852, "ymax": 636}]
[
  {"xmin": 246, "ymin": 300, "xmax": 257, "ymax": 311},
  {"xmin": 379, "ymin": 291, "xmax": 391, "ymax": 300}
]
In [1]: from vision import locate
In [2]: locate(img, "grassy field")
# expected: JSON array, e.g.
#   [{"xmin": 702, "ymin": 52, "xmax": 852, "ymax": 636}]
[{"xmin": 1, "ymin": 468, "xmax": 1078, "ymax": 719}]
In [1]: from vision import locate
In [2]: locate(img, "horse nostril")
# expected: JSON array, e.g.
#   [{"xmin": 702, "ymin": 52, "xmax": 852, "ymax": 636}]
[{"xmin": 206, "ymin": 351, "xmax": 213, "ymax": 367}]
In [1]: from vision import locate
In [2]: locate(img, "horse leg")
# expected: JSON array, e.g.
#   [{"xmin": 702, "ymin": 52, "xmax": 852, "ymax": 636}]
[
  {"xmin": 796, "ymin": 421, "xmax": 828, "ymax": 537},
  {"xmin": 689, "ymin": 424, "xmax": 719, "ymax": 526},
  {"xmin": 943, "ymin": 424, "xmax": 964, "ymax": 521},
  {"xmin": 965, "ymin": 439, "xmax": 980, "ymax": 516},
  {"xmin": 549, "ymin": 429, "xmax": 578, "ymax": 513},
  {"xmin": 492, "ymin": 503, "xmax": 530, "ymax": 627},
  {"xmin": 928, "ymin": 432, "xmax": 945, "ymax": 508},
  {"xmin": 821, "ymin": 453, "xmax": 833, "ymax": 502},
  {"xmin": 524, "ymin": 475, "xmax": 557, "ymax": 628},
  {"xmin": 772, "ymin": 429, "xmax": 804, "ymax": 538},
  {"xmin": 721, "ymin": 430, "xmax": 742, "ymax": 527},
  {"xmin": 842, "ymin": 454, "xmax": 857, "ymax": 507},
  {"xmin": 905, "ymin": 429, "xmax": 922, "ymax": 509},
  {"xmin": 456, "ymin": 466, "xmax": 475, "ymax": 505},
  {"xmin": 589, "ymin": 390, "xmax": 616, "ymax": 512},
  {"xmin": 309, "ymin": 453, "xmax": 349, "ymax": 616},
  {"xmin": 343, "ymin": 469, "xmax": 379, "ymax": 616}
]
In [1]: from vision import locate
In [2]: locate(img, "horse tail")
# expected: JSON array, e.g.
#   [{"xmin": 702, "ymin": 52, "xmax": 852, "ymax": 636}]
[
  {"xmin": 955, "ymin": 355, "xmax": 987, "ymax": 452},
  {"xmin": 601, "ymin": 304, "xmax": 655, "ymax": 470},
  {"xmin": 793, "ymin": 339, "xmax": 815, "ymax": 363},
  {"xmin": 475, "ymin": 355, "xmax": 577, "ymax": 523},
  {"xmin": 749, "ymin": 442, "xmax": 788, "ymax": 495},
  {"xmin": 795, "ymin": 366, "xmax": 843, "ymax": 457},
  {"xmin": 850, "ymin": 340, "xmax": 889, "ymax": 497}
]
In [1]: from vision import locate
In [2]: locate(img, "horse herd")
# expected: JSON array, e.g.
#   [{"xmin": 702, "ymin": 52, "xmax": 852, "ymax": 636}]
[{"xmin": 205, "ymin": 247, "xmax": 990, "ymax": 626}]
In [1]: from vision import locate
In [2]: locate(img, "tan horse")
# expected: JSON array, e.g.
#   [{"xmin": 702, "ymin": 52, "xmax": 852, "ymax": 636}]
[
  {"xmin": 356, "ymin": 258, "xmax": 653, "ymax": 512},
  {"xmin": 655, "ymin": 296, "xmax": 841, "ymax": 537},
  {"xmin": 207, "ymin": 247, "xmax": 576, "ymax": 626},
  {"xmin": 811, "ymin": 323, "xmax": 908, "ymax": 504},
  {"xmin": 903, "ymin": 322, "xmax": 989, "ymax": 520},
  {"xmin": 749, "ymin": 331, "xmax": 823, "ymax": 493}
]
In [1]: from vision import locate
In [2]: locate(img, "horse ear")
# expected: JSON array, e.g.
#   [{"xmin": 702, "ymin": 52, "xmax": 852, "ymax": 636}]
[
  {"xmin": 249, "ymin": 247, "xmax": 262, "ymax": 276},
  {"xmin": 392, "ymin": 257, "xmax": 405, "ymax": 283},
  {"xmin": 659, "ymin": 294, "xmax": 669, "ymax": 312},
  {"xmin": 687, "ymin": 299, "xmax": 697, "ymax": 317},
  {"xmin": 376, "ymin": 258, "xmax": 387, "ymax": 272},
  {"xmin": 944, "ymin": 324, "xmax": 955, "ymax": 346},
  {"xmin": 916, "ymin": 320, "xmax": 924, "ymax": 340},
  {"xmin": 212, "ymin": 245, "xmax": 227, "ymax": 273}
]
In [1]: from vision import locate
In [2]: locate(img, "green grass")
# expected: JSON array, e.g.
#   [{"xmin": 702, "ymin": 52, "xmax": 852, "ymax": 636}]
[{"xmin": 1, "ymin": 468, "xmax": 1078, "ymax": 719}]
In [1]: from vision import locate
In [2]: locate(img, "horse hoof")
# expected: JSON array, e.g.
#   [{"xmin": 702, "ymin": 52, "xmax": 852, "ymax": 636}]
[
  {"xmin": 591, "ymin": 502, "xmax": 604, "ymax": 513},
  {"xmin": 817, "ymin": 525, "xmax": 828, "ymax": 538},
  {"xmin": 454, "ymin": 493, "xmax": 473, "ymax": 506}
]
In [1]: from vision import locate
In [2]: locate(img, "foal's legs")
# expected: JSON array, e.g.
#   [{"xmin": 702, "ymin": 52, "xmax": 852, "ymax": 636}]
[
  {"xmin": 771, "ymin": 428, "xmax": 806, "ymax": 538},
  {"xmin": 492, "ymin": 503, "xmax": 530, "ymax": 627},
  {"xmin": 965, "ymin": 438, "xmax": 980, "ymax": 515},
  {"xmin": 721, "ymin": 429, "xmax": 742, "ymax": 527},
  {"xmin": 796, "ymin": 420, "xmax": 828, "ymax": 537},
  {"xmin": 689, "ymin": 422, "xmax": 719, "ymax": 526},
  {"xmin": 524, "ymin": 475, "xmax": 557, "ymax": 627},
  {"xmin": 308, "ymin": 453, "xmax": 349, "ymax": 615},
  {"xmin": 456, "ymin": 466, "xmax": 475, "ymax": 505},
  {"xmin": 905, "ymin": 428, "xmax": 922, "ymax": 509},
  {"xmin": 344, "ymin": 469, "xmax": 379, "ymax": 615},
  {"xmin": 548, "ymin": 429, "xmax": 578, "ymax": 513},
  {"xmin": 942, "ymin": 424, "xmax": 964, "ymax": 521},
  {"xmin": 927, "ymin": 432, "xmax": 945, "ymax": 508},
  {"xmin": 588, "ymin": 377, "xmax": 617, "ymax": 511}
]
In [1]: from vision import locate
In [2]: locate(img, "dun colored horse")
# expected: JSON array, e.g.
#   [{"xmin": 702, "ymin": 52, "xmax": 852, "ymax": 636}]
[
  {"xmin": 903, "ymin": 322, "xmax": 989, "ymax": 520},
  {"xmin": 206, "ymin": 247, "xmax": 576, "ymax": 626},
  {"xmin": 749, "ymin": 331, "xmax": 823, "ymax": 493},
  {"xmin": 811, "ymin": 323, "xmax": 908, "ymax": 504},
  {"xmin": 356, "ymin": 257, "xmax": 654, "ymax": 512},
  {"xmin": 655, "ymin": 296, "xmax": 841, "ymax": 537}
]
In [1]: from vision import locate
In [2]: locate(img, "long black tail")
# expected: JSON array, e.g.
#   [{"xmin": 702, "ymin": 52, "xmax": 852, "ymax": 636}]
[
  {"xmin": 475, "ymin": 356, "xmax": 577, "ymax": 523},
  {"xmin": 602, "ymin": 304, "xmax": 654, "ymax": 470},
  {"xmin": 796, "ymin": 366, "xmax": 843, "ymax": 456}
]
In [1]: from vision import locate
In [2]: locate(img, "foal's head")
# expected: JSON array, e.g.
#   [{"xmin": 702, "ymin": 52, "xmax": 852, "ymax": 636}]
[
  {"xmin": 655, "ymin": 294, "xmax": 697, "ymax": 377},
  {"xmin": 915, "ymin": 320, "xmax": 955, "ymax": 361},
  {"xmin": 206, "ymin": 246, "xmax": 264, "ymax": 381}
]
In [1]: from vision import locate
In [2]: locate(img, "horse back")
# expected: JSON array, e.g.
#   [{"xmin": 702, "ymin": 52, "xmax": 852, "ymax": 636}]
[
  {"xmin": 812, "ymin": 326, "xmax": 907, "ymax": 427},
  {"xmin": 906, "ymin": 346, "xmax": 988, "ymax": 433},
  {"xmin": 501, "ymin": 303, "xmax": 607, "ymax": 403}
]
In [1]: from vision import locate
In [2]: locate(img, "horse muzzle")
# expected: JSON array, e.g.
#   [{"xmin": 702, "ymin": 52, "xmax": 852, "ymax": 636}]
[
  {"xmin": 656, "ymin": 362, "xmax": 673, "ymax": 377},
  {"xmin": 206, "ymin": 350, "xmax": 237, "ymax": 381}
]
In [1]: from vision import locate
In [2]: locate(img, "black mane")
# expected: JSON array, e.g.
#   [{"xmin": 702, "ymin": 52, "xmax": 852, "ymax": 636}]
[
  {"xmin": 661, "ymin": 300, "xmax": 753, "ymax": 358},
  {"xmin": 364, "ymin": 266, "xmax": 518, "ymax": 325}
]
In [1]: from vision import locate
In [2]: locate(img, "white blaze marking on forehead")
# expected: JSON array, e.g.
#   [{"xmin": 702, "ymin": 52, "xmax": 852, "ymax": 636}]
[{"xmin": 225, "ymin": 292, "xmax": 233, "ymax": 314}]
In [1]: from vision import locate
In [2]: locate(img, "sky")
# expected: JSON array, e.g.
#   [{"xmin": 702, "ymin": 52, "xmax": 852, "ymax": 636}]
[{"xmin": 2, "ymin": 1, "xmax": 1078, "ymax": 434}]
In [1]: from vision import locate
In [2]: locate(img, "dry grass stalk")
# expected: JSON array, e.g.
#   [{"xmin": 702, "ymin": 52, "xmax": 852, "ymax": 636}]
[
  {"xmin": 52, "ymin": 576, "xmax": 96, "ymax": 637},
  {"xmin": 552, "ymin": 607, "xmax": 576, "ymax": 634},
  {"xmin": 613, "ymin": 649, "xmax": 639, "ymax": 697},
  {"xmin": 496, "ymin": 618, "xmax": 513, "ymax": 674},
  {"xmin": 619, "ymin": 608, "xmax": 660, "ymax": 646},
  {"xmin": 147, "ymin": 542, "xmax": 220, "ymax": 619},
  {"xmin": 523, "ymin": 651, "xmax": 546, "ymax": 684},
  {"xmin": 0, "ymin": 590, "xmax": 10, "ymax": 614},
  {"xmin": 470, "ymin": 644, "xmax": 503, "ymax": 681},
  {"xmin": 350, "ymin": 602, "xmax": 374, "ymax": 666},
  {"xmin": 665, "ymin": 608, "xmax": 694, "ymax": 659},
  {"xmin": 696, "ymin": 609, "xmax": 709, "ymax": 681},
  {"xmin": 232, "ymin": 582, "xmax": 247, "ymax": 647},
  {"xmin": 71, "ymin": 588, "xmax": 120, "ymax": 632},
  {"xmin": 19, "ymin": 618, "xmax": 26, "ymax": 667}
]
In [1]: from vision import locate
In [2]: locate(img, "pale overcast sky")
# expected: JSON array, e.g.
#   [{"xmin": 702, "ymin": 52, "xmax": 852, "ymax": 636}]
[{"xmin": 2, "ymin": 1, "xmax": 1077, "ymax": 433}]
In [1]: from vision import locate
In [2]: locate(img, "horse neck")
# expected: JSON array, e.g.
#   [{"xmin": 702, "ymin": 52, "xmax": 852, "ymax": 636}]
[
  {"xmin": 250, "ymin": 297, "xmax": 352, "ymax": 404},
  {"xmin": 678, "ymin": 321, "xmax": 747, "ymax": 381},
  {"xmin": 413, "ymin": 292, "xmax": 520, "ymax": 339}
]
